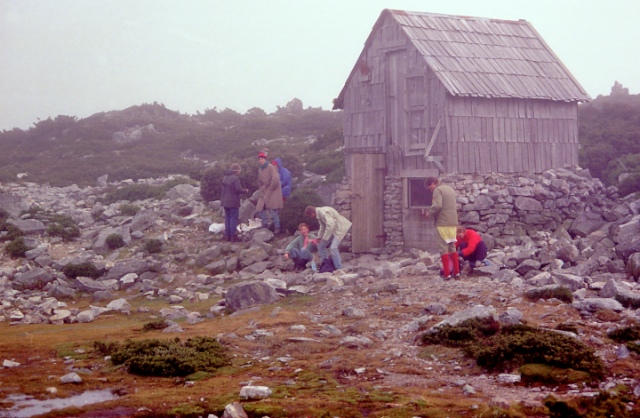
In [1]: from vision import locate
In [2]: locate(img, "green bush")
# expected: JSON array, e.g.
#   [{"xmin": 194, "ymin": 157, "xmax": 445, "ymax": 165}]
[
  {"xmin": 106, "ymin": 233, "xmax": 126, "ymax": 250},
  {"xmin": 279, "ymin": 188, "xmax": 325, "ymax": 234},
  {"xmin": 0, "ymin": 208, "xmax": 9, "ymax": 223},
  {"xmin": 143, "ymin": 238, "xmax": 163, "ymax": 254},
  {"xmin": 422, "ymin": 321, "xmax": 605, "ymax": 380},
  {"xmin": 199, "ymin": 159, "xmax": 258, "ymax": 203},
  {"xmin": 199, "ymin": 165, "xmax": 225, "ymax": 202},
  {"xmin": 0, "ymin": 223, "xmax": 24, "ymax": 242},
  {"xmin": 46, "ymin": 214, "xmax": 80, "ymax": 241},
  {"xmin": 118, "ymin": 203, "xmax": 140, "ymax": 216},
  {"xmin": 61, "ymin": 262, "xmax": 102, "ymax": 279},
  {"xmin": 142, "ymin": 320, "xmax": 170, "ymax": 331},
  {"xmin": 102, "ymin": 337, "xmax": 230, "ymax": 377},
  {"xmin": 545, "ymin": 392, "xmax": 632, "ymax": 418},
  {"xmin": 304, "ymin": 150, "xmax": 345, "ymax": 184},
  {"xmin": 103, "ymin": 184, "xmax": 163, "ymax": 204},
  {"xmin": 5, "ymin": 237, "xmax": 28, "ymax": 258},
  {"xmin": 617, "ymin": 172, "xmax": 640, "ymax": 197}
]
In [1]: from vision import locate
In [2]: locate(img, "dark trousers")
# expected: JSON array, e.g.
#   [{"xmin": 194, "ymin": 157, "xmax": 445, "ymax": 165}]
[
  {"xmin": 290, "ymin": 247, "xmax": 312, "ymax": 269},
  {"xmin": 459, "ymin": 240, "xmax": 487, "ymax": 265},
  {"xmin": 224, "ymin": 207, "xmax": 239, "ymax": 240}
]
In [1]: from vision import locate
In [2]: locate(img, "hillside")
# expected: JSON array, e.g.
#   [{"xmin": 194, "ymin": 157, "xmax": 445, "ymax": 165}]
[{"xmin": 0, "ymin": 99, "xmax": 343, "ymax": 187}]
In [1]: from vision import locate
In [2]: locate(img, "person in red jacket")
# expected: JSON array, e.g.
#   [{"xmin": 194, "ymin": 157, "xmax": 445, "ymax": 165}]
[{"xmin": 456, "ymin": 226, "xmax": 487, "ymax": 273}]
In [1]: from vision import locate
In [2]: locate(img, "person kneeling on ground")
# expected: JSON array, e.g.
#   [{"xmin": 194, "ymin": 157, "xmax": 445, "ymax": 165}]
[
  {"xmin": 284, "ymin": 223, "xmax": 317, "ymax": 271},
  {"xmin": 456, "ymin": 225, "xmax": 488, "ymax": 273}
]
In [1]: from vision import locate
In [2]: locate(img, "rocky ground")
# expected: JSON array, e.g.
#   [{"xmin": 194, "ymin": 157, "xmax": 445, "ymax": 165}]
[{"xmin": 1, "ymin": 177, "xmax": 640, "ymax": 417}]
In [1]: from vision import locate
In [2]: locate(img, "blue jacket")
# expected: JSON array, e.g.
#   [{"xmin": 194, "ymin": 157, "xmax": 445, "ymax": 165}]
[{"xmin": 273, "ymin": 158, "xmax": 292, "ymax": 198}]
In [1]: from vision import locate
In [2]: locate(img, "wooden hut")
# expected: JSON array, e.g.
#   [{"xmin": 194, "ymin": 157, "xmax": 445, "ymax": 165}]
[{"xmin": 333, "ymin": 9, "xmax": 590, "ymax": 253}]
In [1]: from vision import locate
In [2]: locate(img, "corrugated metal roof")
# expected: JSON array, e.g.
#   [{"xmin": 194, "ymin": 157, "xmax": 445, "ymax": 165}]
[{"xmin": 387, "ymin": 9, "xmax": 590, "ymax": 102}]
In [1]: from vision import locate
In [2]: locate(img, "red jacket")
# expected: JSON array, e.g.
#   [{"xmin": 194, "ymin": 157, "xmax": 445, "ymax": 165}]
[{"xmin": 456, "ymin": 229, "xmax": 482, "ymax": 257}]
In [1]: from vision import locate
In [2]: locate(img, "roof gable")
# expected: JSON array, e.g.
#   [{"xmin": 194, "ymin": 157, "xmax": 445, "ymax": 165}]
[{"xmin": 334, "ymin": 9, "xmax": 590, "ymax": 108}]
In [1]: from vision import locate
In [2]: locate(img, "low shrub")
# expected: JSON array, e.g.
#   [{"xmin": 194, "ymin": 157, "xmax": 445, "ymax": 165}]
[
  {"xmin": 0, "ymin": 223, "xmax": 24, "ymax": 242},
  {"xmin": 105, "ymin": 233, "xmax": 126, "ymax": 250},
  {"xmin": 0, "ymin": 208, "xmax": 9, "ymax": 223},
  {"xmin": 199, "ymin": 160, "xmax": 257, "ymax": 203},
  {"xmin": 142, "ymin": 320, "xmax": 169, "ymax": 331},
  {"xmin": 617, "ymin": 172, "xmax": 640, "ymax": 197},
  {"xmin": 62, "ymin": 262, "xmax": 102, "ymax": 279},
  {"xmin": 279, "ymin": 187, "xmax": 325, "ymax": 234},
  {"xmin": 524, "ymin": 286, "xmax": 573, "ymax": 303},
  {"xmin": 5, "ymin": 237, "xmax": 28, "ymax": 258},
  {"xmin": 143, "ymin": 238, "xmax": 163, "ymax": 253},
  {"xmin": 118, "ymin": 203, "xmax": 140, "ymax": 216},
  {"xmin": 545, "ymin": 392, "xmax": 632, "ymax": 418},
  {"xmin": 615, "ymin": 294, "xmax": 640, "ymax": 310},
  {"xmin": 98, "ymin": 337, "xmax": 230, "ymax": 377},
  {"xmin": 305, "ymin": 150, "xmax": 344, "ymax": 183},
  {"xmin": 46, "ymin": 214, "xmax": 80, "ymax": 241},
  {"xmin": 607, "ymin": 324, "xmax": 640, "ymax": 355},
  {"xmin": 103, "ymin": 184, "xmax": 163, "ymax": 204},
  {"xmin": 422, "ymin": 320, "xmax": 604, "ymax": 380}
]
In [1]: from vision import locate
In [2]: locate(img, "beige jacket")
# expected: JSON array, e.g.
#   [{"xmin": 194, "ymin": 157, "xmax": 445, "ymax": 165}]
[
  {"xmin": 427, "ymin": 184, "xmax": 458, "ymax": 227},
  {"xmin": 316, "ymin": 206, "xmax": 352, "ymax": 241},
  {"xmin": 256, "ymin": 163, "xmax": 283, "ymax": 211}
]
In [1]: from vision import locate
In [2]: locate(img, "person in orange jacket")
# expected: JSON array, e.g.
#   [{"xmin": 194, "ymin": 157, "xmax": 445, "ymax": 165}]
[{"xmin": 456, "ymin": 226, "xmax": 487, "ymax": 273}]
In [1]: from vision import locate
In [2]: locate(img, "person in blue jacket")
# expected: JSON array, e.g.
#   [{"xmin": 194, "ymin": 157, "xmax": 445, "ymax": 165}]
[{"xmin": 272, "ymin": 158, "xmax": 292, "ymax": 202}]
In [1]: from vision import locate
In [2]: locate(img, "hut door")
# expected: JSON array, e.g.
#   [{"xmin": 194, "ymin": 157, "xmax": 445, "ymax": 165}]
[{"xmin": 350, "ymin": 154, "xmax": 385, "ymax": 253}]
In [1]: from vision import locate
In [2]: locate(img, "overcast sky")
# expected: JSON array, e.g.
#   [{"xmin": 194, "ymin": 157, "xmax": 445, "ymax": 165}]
[{"xmin": 1, "ymin": 0, "xmax": 639, "ymax": 131}]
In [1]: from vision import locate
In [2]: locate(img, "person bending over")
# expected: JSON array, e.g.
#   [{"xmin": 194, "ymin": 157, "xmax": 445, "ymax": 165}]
[{"xmin": 456, "ymin": 225, "xmax": 487, "ymax": 273}]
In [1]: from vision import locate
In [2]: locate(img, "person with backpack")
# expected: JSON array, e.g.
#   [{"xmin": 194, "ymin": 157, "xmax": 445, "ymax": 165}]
[
  {"xmin": 256, "ymin": 152, "xmax": 283, "ymax": 234},
  {"xmin": 220, "ymin": 163, "xmax": 248, "ymax": 242},
  {"xmin": 272, "ymin": 158, "xmax": 292, "ymax": 202},
  {"xmin": 304, "ymin": 205, "xmax": 351, "ymax": 271}
]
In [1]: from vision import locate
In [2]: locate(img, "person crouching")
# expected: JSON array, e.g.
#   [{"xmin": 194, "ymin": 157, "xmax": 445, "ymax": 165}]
[{"xmin": 456, "ymin": 225, "xmax": 488, "ymax": 274}]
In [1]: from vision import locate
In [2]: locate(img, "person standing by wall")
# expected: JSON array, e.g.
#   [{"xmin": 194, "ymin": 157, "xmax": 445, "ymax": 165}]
[
  {"xmin": 424, "ymin": 177, "xmax": 460, "ymax": 279},
  {"xmin": 304, "ymin": 205, "xmax": 352, "ymax": 271},
  {"xmin": 256, "ymin": 152, "xmax": 283, "ymax": 234},
  {"xmin": 272, "ymin": 158, "xmax": 292, "ymax": 202},
  {"xmin": 220, "ymin": 163, "xmax": 248, "ymax": 242}
]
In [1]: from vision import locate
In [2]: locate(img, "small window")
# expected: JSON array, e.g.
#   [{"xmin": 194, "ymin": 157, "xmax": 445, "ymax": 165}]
[{"xmin": 408, "ymin": 178, "xmax": 432, "ymax": 208}]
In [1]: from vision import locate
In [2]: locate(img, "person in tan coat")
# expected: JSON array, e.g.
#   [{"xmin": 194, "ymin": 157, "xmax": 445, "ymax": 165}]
[
  {"xmin": 304, "ymin": 205, "xmax": 352, "ymax": 270},
  {"xmin": 425, "ymin": 177, "xmax": 460, "ymax": 279},
  {"xmin": 256, "ymin": 152, "xmax": 283, "ymax": 234}
]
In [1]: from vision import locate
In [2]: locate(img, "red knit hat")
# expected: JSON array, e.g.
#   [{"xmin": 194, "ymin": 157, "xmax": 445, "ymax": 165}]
[{"xmin": 258, "ymin": 152, "xmax": 267, "ymax": 159}]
